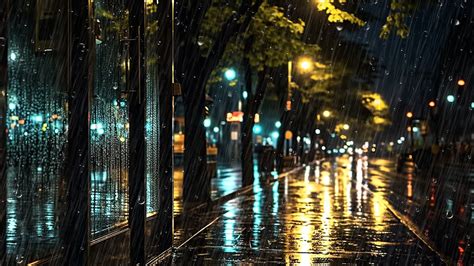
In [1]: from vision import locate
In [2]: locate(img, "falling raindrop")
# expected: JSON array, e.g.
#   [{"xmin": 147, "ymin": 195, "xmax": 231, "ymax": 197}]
[
  {"xmin": 15, "ymin": 189, "xmax": 23, "ymax": 199},
  {"xmin": 15, "ymin": 255, "xmax": 25, "ymax": 264},
  {"xmin": 445, "ymin": 210, "xmax": 454, "ymax": 219},
  {"xmin": 138, "ymin": 196, "xmax": 146, "ymax": 205}
]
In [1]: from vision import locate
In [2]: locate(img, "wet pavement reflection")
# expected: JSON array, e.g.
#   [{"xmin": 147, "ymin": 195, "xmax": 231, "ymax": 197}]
[{"xmin": 168, "ymin": 156, "xmax": 442, "ymax": 264}]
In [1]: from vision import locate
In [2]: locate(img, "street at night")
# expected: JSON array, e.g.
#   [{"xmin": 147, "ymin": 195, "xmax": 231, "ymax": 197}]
[
  {"xmin": 1, "ymin": 0, "xmax": 473, "ymax": 265},
  {"xmin": 167, "ymin": 158, "xmax": 445, "ymax": 264}
]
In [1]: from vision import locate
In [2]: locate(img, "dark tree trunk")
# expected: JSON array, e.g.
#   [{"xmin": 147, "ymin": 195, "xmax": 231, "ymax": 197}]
[
  {"xmin": 155, "ymin": 0, "xmax": 174, "ymax": 254},
  {"xmin": 241, "ymin": 61, "xmax": 268, "ymax": 187},
  {"xmin": 176, "ymin": 0, "xmax": 264, "ymax": 204},
  {"xmin": 182, "ymin": 78, "xmax": 209, "ymax": 204},
  {"xmin": 276, "ymin": 110, "xmax": 291, "ymax": 172}
]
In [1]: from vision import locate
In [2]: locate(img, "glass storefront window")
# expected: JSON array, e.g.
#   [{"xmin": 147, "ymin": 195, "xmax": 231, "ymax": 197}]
[
  {"xmin": 91, "ymin": 0, "xmax": 130, "ymax": 237},
  {"xmin": 6, "ymin": 0, "xmax": 67, "ymax": 261},
  {"xmin": 145, "ymin": 0, "xmax": 160, "ymax": 216}
]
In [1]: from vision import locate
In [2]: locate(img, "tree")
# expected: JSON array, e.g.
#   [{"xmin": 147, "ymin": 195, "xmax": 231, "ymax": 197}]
[
  {"xmin": 175, "ymin": 0, "xmax": 264, "ymax": 204},
  {"xmin": 206, "ymin": 2, "xmax": 319, "ymax": 185},
  {"xmin": 175, "ymin": 0, "xmax": 419, "ymax": 203}
]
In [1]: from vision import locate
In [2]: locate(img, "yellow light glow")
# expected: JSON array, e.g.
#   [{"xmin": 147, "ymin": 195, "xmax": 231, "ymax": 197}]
[
  {"xmin": 343, "ymin": 124, "xmax": 350, "ymax": 130},
  {"xmin": 406, "ymin": 112, "xmax": 413, "ymax": 118},
  {"xmin": 322, "ymin": 110, "xmax": 331, "ymax": 118},
  {"xmin": 298, "ymin": 57, "xmax": 313, "ymax": 73},
  {"xmin": 458, "ymin": 79, "xmax": 465, "ymax": 86}
]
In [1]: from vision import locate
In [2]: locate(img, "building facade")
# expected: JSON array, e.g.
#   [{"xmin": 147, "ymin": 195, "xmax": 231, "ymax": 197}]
[{"xmin": 0, "ymin": 0, "xmax": 173, "ymax": 264}]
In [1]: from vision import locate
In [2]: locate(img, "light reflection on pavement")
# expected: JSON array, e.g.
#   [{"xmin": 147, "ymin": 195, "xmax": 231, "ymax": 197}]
[{"xmin": 169, "ymin": 156, "xmax": 442, "ymax": 264}]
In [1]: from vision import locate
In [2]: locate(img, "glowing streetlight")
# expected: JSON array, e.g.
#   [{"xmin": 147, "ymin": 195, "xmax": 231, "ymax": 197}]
[
  {"xmin": 457, "ymin": 79, "xmax": 465, "ymax": 86},
  {"xmin": 271, "ymin": 131, "xmax": 279, "ymax": 139},
  {"xmin": 428, "ymin": 100, "xmax": 436, "ymax": 108},
  {"xmin": 446, "ymin": 95, "xmax": 455, "ymax": 103},
  {"xmin": 342, "ymin": 124, "xmax": 350, "ymax": 130},
  {"xmin": 203, "ymin": 118, "xmax": 211, "ymax": 128},
  {"xmin": 253, "ymin": 124, "xmax": 262, "ymax": 134},
  {"xmin": 224, "ymin": 68, "xmax": 237, "ymax": 81},
  {"xmin": 297, "ymin": 57, "xmax": 313, "ymax": 73},
  {"xmin": 406, "ymin": 112, "xmax": 413, "ymax": 118},
  {"xmin": 322, "ymin": 110, "xmax": 331, "ymax": 118}
]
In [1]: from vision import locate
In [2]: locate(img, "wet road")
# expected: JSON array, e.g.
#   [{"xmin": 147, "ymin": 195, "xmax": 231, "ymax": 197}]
[{"xmin": 167, "ymin": 156, "xmax": 443, "ymax": 264}]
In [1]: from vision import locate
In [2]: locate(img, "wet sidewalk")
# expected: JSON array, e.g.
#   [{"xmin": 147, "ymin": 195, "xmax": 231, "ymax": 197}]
[{"xmin": 162, "ymin": 157, "xmax": 443, "ymax": 264}]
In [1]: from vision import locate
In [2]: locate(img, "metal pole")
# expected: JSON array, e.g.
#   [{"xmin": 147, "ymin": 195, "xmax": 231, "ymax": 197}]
[
  {"xmin": 128, "ymin": 1, "xmax": 146, "ymax": 264},
  {"xmin": 409, "ymin": 119, "xmax": 414, "ymax": 152},
  {"xmin": 0, "ymin": 0, "xmax": 8, "ymax": 262},
  {"xmin": 285, "ymin": 61, "xmax": 292, "ymax": 157},
  {"xmin": 62, "ymin": 0, "xmax": 91, "ymax": 263},
  {"xmin": 156, "ymin": 0, "xmax": 174, "ymax": 255}
]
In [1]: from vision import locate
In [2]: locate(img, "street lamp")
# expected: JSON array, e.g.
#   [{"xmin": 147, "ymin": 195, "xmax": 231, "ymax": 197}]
[
  {"xmin": 297, "ymin": 57, "xmax": 313, "ymax": 73},
  {"xmin": 322, "ymin": 110, "xmax": 331, "ymax": 118},
  {"xmin": 405, "ymin": 112, "xmax": 415, "ymax": 152},
  {"xmin": 287, "ymin": 56, "xmax": 314, "ymax": 111}
]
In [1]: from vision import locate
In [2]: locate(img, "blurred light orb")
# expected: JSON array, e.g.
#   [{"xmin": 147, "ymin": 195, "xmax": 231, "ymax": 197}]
[
  {"xmin": 406, "ymin": 112, "xmax": 413, "ymax": 118},
  {"xmin": 298, "ymin": 57, "xmax": 313, "ymax": 72},
  {"xmin": 428, "ymin": 101, "xmax": 436, "ymax": 108},
  {"xmin": 242, "ymin": 91, "xmax": 248, "ymax": 99},
  {"xmin": 253, "ymin": 124, "xmax": 262, "ymax": 134},
  {"xmin": 10, "ymin": 52, "xmax": 17, "ymax": 61},
  {"xmin": 446, "ymin": 95, "xmax": 455, "ymax": 103},
  {"xmin": 203, "ymin": 118, "xmax": 211, "ymax": 128},
  {"xmin": 275, "ymin": 121, "xmax": 282, "ymax": 128},
  {"xmin": 213, "ymin": 127, "xmax": 219, "ymax": 133},
  {"xmin": 457, "ymin": 79, "xmax": 465, "ymax": 86},
  {"xmin": 322, "ymin": 110, "xmax": 331, "ymax": 118},
  {"xmin": 271, "ymin": 131, "xmax": 279, "ymax": 139},
  {"xmin": 224, "ymin": 68, "xmax": 237, "ymax": 81},
  {"xmin": 315, "ymin": 129, "xmax": 321, "ymax": 135},
  {"xmin": 343, "ymin": 124, "xmax": 350, "ymax": 130}
]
